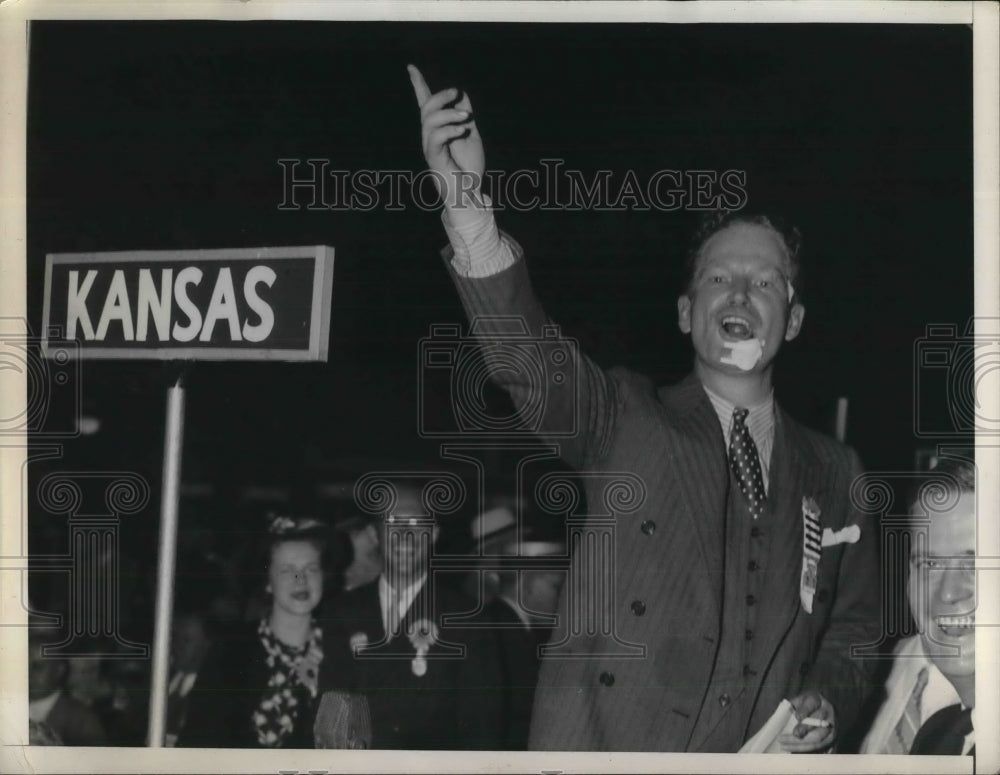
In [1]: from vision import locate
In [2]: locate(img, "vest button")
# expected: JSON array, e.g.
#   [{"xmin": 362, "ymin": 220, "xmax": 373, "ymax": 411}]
[
  {"xmin": 743, "ymin": 664, "xmax": 756, "ymax": 677},
  {"xmin": 816, "ymin": 589, "xmax": 829, "ymax": 603},
  {"xmin": 718, "ymin": 693, "xmax": 731, "ymax": 708},
  {"xmin": 599, "ymin": 671, "xmax": 615, "ymax": 687},
  {"xmin": 745, "ymin": 594, "xmax": 756, "ymax": 606},
  {"xmin": 748, "ymin": 560, "xmax": 759, "ymax": 572},
  {"xmin": 750, "ymin": 526, "xmax": 762, "ymax": 538},
  {"xmin": 745, "ymin": 629, "xmax": 753, "ymax": 641},
  {"xmin": 641, "ymin": 520, "xmax": 656, "ymax": 535},
  {"xmin": 630, "ymin": 600, "xmax": 646, "ymax": 616}
]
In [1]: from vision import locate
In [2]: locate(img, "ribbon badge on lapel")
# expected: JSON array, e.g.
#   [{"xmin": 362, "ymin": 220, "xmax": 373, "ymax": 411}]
[
  {"xmin": 407, "ymin": 619, "xmax": 437, "ymax": 677},
  {"xmin": 800, "ymin": 496, "xmax": 822, "ymax": 613}
]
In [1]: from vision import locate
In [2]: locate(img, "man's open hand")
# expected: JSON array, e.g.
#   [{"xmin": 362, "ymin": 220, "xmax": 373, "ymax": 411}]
[
  {"xmin": 407, "ymin": 64, "xmax": 485, "ymax": 215},
  {"xmin": 778, "ymin": 690, "xmax": 836, "ymax": 753}
]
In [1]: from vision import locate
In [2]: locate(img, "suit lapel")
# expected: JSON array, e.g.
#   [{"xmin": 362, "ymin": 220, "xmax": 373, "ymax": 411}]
[
  {"xmin": 401, "ymin": 582, "xmax": 428, "ymax": 645},
  {"xmin": 659, "ymin": 375, "xmax": 729, "ymax": 615},
  {"xmin": 755, "ymin": 407, "xmax": 823, "ymax": 659},
  {"xmin": 360, "ymin": 577, "xmax": 388, "ymax": 643}
]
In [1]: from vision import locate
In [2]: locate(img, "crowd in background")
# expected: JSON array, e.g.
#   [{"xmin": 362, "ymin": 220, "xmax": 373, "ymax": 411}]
[
  {"xmin": 27, "ymin": 490, "xmax": 566, "ymax": 749},
  {"xmin": 26, "ymin": 456, "xmax": 979, "ymax": 755}
]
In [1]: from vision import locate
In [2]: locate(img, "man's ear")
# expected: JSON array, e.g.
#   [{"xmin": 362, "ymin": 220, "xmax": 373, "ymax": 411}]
[
  {"xmin": 784, "ymin": 303, "xmax": 805, "ymax": 341},
  {"xmin": 677, "ymin": 295, "xmax": 692, "ymax": 334}
]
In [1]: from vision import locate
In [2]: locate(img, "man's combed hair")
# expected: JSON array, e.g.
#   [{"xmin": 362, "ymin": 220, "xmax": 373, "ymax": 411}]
[
  {"xmin": 908, "ymin": 456, "xmax": 976, "ymax": 516},
  {"xmin": 684, "ymin": 210, "xmax": 803, "ymax": 297}
]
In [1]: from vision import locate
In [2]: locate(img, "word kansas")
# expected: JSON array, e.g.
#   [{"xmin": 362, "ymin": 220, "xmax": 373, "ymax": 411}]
[{"xmin": 43, "ymin": 246, "xmax": 335, "ymax": 362}]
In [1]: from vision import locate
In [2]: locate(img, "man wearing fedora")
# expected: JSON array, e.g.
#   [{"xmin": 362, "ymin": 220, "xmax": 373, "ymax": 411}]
[
  {"xmin": 318, "ymin": 482, "xmax": 505, "ymax": 749},
  {"xmin": 469, "ymin": 501, "xmax": 566, "ymax": 749}
]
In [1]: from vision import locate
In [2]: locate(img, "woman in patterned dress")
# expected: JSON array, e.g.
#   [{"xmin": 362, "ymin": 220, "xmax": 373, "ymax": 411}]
[{"xmin": 179, "ymin": 516, "xmax": 329, "ymax": 748}]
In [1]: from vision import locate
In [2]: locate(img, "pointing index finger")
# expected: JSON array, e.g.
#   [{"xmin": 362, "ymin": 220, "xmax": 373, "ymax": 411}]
[{"xmin": 407, "ymin": 64, "xmax": 432, "ymax": 107}]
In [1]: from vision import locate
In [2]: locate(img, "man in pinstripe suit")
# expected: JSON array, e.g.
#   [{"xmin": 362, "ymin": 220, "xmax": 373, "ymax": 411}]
[{"xmin": 408, "ymin": 65, "xmax": 881, "ymax": 753}]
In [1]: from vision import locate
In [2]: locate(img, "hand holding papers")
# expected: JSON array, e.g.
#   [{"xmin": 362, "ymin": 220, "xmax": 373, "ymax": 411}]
[
  {"xmin": 739, "ymin": 699, "xmax": 798, "ymax": 753},
  {"xmin": 739, "ymin": 693, "xmax": 836, "ymax": 753}
]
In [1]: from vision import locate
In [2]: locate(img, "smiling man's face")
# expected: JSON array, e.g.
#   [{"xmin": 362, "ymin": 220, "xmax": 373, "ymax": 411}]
[
  {"xmin": 910, "ymin": 491, "xmax": 976, "ymax": 683},
  {"xmin": 677, "ymin": 222, "xmax": 804, "ymax": 378},
  {"xmin": 378, "ymin": 487, "xmax": 439, "ymax": 588}
]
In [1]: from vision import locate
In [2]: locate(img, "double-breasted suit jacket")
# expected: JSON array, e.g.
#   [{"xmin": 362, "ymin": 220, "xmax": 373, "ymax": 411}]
[{"xmin": 447, "ymin": 244, "xmax": 881, "ymax": 751}]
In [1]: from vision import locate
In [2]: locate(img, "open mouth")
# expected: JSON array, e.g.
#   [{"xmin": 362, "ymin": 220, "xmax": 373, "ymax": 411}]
[
  {"xmin": 936, "ymin": 615, "xmax": 975, "ymax": 637},
  {"xmin": 291, "ymin": 590, "xmax": 311, "ymax": 602},
  {"xmin": 719, "ymin": 314, "xmax": 755, "ymax": 341}
]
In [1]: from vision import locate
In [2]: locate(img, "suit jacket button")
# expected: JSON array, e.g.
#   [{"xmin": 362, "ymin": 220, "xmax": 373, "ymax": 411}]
[
  {"xmin": 745, "ymin": 594, "xmax": 756, "ymax": 606},
  {"xmin": 641, "ymin": 520, "xmax": 656, "ymax": 535},
  {"xmin": 630, "ymin": 600, "xmax": 646, "ymax": 616},
  {"xmin": 599, "ymin": 671, "xmax": 615, "ymax": 687},
  {"xmin": 718, "ymin": 693, "xmax": 731, "ymax": 708},
  {"xmin": 816, "ymin": 589, "xmax": 829, "ymax": 603}
]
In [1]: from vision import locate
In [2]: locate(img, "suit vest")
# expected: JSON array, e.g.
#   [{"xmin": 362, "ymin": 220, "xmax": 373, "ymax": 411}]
[{"xmin": 689, "ymin": 464, "xmax": 773, "ymax": 751}]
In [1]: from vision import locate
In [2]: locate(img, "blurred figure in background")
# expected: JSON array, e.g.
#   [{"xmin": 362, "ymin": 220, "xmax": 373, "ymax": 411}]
[
  {"xmin": 65, "ymin": 646, "xmax": 113, "ymax": 710},
  {"xmin": 470, "ymin": 504, "xmax": 566, "ymax": 750},
  {"xmin": 180, "ymin": 515, "xmax": 333, "ymax": 747},
  {"xmin": 337, "ymin": 516, "xmax": 381, "ymax": 592},
  {"xmin": 28, "ymin": 627, "xmax": 107, "ymax": 745},
  {"xmin": 63, "ymin": 637, "xmax": 149, "ymax": 746},
  {"xmin": 101, "ymin": 654, "xmax": 150, "ymax": 746},
  {"xmin": 164, "ymin": 609, "xmax": 214, "ymax": 746}
]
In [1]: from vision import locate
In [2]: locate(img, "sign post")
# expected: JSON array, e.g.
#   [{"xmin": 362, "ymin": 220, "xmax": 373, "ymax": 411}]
[
  {"xmin": 41, "ymin": 245, "xmax": 336, "ymax": 746},
  {"xmin": 148, "ymin": 373, "xmax": 186, "ymax": 747}
]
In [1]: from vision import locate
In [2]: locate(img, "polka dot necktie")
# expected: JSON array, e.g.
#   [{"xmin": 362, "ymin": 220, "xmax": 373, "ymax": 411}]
[{"xmin": 729, "ymin": 407, "xmax": 767, "ymax": 519}]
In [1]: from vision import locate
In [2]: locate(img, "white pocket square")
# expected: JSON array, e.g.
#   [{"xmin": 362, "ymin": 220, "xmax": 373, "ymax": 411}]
[{"xmin": 821, "ymin": 524, "xmax": 860, "ymax": 547}]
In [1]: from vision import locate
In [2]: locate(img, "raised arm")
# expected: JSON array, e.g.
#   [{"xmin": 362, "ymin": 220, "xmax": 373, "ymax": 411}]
[
  {"xmin": 407, "ymin": 64, "xmax": 486, "ymax": 226},
  {"xmin": 407, "ymin": 65, "xmax": 620, "ymax": 470}
]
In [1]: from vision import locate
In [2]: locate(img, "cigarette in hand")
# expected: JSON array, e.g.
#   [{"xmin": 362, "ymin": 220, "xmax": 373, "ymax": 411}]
[{"xmin": 799, "ymin": 717, "xmax": 832, "ymax": 728}]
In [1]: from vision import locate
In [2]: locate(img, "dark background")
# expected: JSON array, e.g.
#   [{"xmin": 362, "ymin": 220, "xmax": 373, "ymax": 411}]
[{"xmin": 24, "ymin": 21, "xmax": 973, "ymax": 638}]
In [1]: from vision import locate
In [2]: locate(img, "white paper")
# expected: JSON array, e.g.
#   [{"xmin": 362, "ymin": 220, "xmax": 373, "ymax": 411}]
[{"xmin": 738, "ymin": 699, "xmax": 798, "ymax": 753}]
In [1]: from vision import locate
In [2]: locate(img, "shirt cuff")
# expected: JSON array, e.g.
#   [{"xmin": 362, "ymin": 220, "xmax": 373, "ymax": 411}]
[{"xmin": 442, "ymin": 196, "xmax": 519, "ymax": 278}]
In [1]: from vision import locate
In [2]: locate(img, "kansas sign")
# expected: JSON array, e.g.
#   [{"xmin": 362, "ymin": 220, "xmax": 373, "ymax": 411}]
[{"xmin": 42, "ymin": 246, "xmax": 335, "ymax": 361}]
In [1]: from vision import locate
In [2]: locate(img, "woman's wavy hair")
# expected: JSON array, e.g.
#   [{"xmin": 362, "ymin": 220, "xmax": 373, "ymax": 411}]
[{"xmin": 244, "ymin": 513, "xmax": 331, "ymax": 619}]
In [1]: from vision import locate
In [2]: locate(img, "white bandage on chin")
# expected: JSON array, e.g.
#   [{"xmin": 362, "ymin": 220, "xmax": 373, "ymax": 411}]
[
  {"xmin": 787, "ymin": 281, "xmax": 795, "ymax": 303},
  {"xmin": 720, "ymin": 338, "xmax": 764, "ymax": 371}
]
